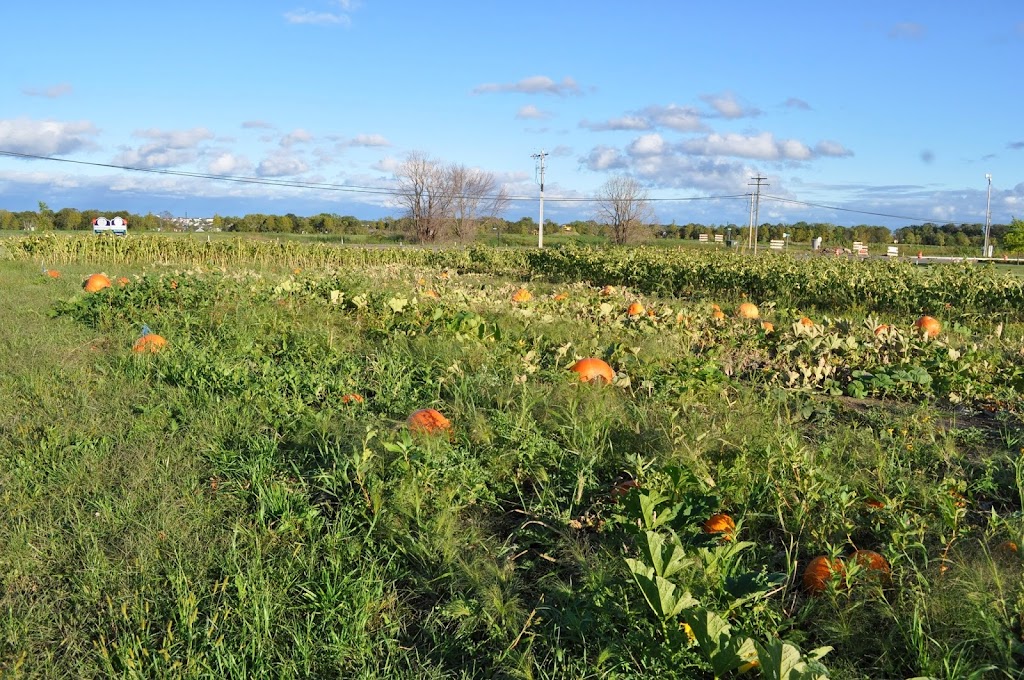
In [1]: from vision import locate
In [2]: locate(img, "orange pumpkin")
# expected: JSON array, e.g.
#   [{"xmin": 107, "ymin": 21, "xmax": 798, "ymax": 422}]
[
  {"xmin": 803, "ymin": 555, "xmax": 845, "ymax": 593},
  {"xmin": 997, "ymin": 540, "xmax": 1019, "ymax": 555},
  {"xmin": 341, "ymin": 394, "xmax": 365, "ymax": 404},
  {"xmin": 712, "ymin": 309, "xmax": 726, "ymax": 321},
  {"xmin": 611, "ymin": 478, "xmax": 639, "ymax": 500},
  {"xmin": 422, "ymin": 289, "xmax": 439, "ymax": 299},
  {"xmin": 553, "ymin": 292, "xmax": 568, "ymax": 302},
  {"xmin": 865, "ymin": 498, "xmax": 886, "ymax": 510},
  {"xmin": 761, "ymin": 321, "xmax": 774, "ymax": 333},
  {"xmin": 799, "ymin": 316, "xmax": 814, "ymax": 327},
  {"xmin": 703, "ymin": 513, "xmax": 736, "ymax": 539},
  {"xmin": 569, "ymin": 358, "xmax": 615, "ymax": 384},
  {"xmin": 511, "ymin": 288, "xmax": 533, "ymax": 303},
  {"xmin": 627, "ymin": 302, "xmax": 645, "ymax": 317},
  {"xmin": 45, "ymin": 269, "xmax": 61, "ymax": 279},
  {"xmin": 737, "ymin": 302, "xmax": 760, "ymax": 319},
  {"xmin": 873, "ymin": 324, "xmax": 890, "ymax": 336},
  {"xmin": 132, "ymin": 333, "xmax": 167, "ymax": 354},
  {"xmin": 407, "ymin": 408, "xmax": 452, "ymax": 435},
  {"xmin": 83, "ymin": 273, "xmax": 111, "ymax": 293},
  {"xmin": 914, "ymin": 315, "xmax": 941, "ymax": 339},
  {"xmin": 851, "ymin": 550, "xmax": 890, "ymax": 578}
]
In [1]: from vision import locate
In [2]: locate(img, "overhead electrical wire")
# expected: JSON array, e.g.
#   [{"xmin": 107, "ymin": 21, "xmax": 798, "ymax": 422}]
[{"xmin": 0, "ymin": 148, "xmax": 949, "ymax": 223}]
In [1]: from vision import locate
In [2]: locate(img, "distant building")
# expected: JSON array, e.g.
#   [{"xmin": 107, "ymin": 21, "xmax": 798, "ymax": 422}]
[{"xmin": 93, "ymin": 216, "xmax": 128, "ymax": 236}]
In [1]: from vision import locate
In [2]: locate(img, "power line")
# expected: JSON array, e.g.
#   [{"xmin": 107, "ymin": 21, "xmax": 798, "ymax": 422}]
[
  {"xmin": 0, "ymin": 148, "xmax": 977, "ymax": 224},
  {"xmin": 759, "ymin": 194, "xmax": 942, "ymax": 224},
  {"xmin": 748, "ymin": 175, "xmax": 768, "ymax": 253}
]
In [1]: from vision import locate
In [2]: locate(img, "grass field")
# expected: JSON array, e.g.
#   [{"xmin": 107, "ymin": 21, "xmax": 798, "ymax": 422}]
[{"xmin": 1, "ymin": 237, "xmax": 1022, "ymax": 678}]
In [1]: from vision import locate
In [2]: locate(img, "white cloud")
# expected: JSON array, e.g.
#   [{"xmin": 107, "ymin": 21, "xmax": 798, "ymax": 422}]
[
  {"xmin": 472, "ymin": 75, "xmax": 581, "ymax": 96},
  {"xmin": 580, "ymin": 115, "xmax": 651, "ymax": 131},
  {"xmin": 284, "ymin": 10, "xmax": 352, "ymax": 26},
  {"xmin": 242, "ymin": 120, "xmax": 275, "ymax": 129},
  {"xmin": 257, "ymin": 153, "xmax": 309, "ymax": 177},
  {"xmin": 349, "ymin": 134, "xmax": 391, "ymax": 147},
  {"xmin": 701, "ymin": 91, "xmax": 760, "ymax": 119},
  {"xmin": 281, "ymin": 128, "xmax": 314, "ymax": 147},
  {"xmin": 550, "ymin": 145, "xmax": 573, "ymax": 157},
  {"xmin": 784, "ymin": 97, "xmax": 812, "ymax": 110},
  {"xmin": 0, "ymin": 118, "xmax": 99, "ymax": 155},
  {"xmin": 628, "ymin": 134, "xmax": 666, "ymax": 156},
  {"xmin": 680, "ymin": 132, "xmax": 813, "ymax": 160},
  {"xmin": 516, "ymin": 105, "xmax": 553, "ymax": 120},
  {"xmin": 814, "ymin": 140, "xmax": 853, "ymax": 157},
  {"xmin": 642, "ymin": 104, "xmax": 705, "ymax": 132},
  {"xmin": 22, "ymin": 83, "xmax": 73, "ymax": 99},
  {"xmin": 133, "ymin": 127, "xmax": 215, "ymax": 149},
  {"xmin": 579, "ymin": 146, "xmax": 628, "ymax": 171},
  {"xmin": 111, "ymin": 127, "xmax": 215, "ymax": 168},
  {"xmin": 208, "ymin": 153, "xmax": 249, "ymax": 175}
]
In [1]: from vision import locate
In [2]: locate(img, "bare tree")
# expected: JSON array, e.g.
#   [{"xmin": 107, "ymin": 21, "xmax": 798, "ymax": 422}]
[
  {"xmin": 594, "ymin": 175, "xmax": 655, "ymax": 245},
  {"xmin": 394, "ymin": 152, "xmax": 456, "ymax": 243},
  {"xmin": 449, "ymin": 164, "xmax": 510, "ymax": 242},
  {"xmin": 395, "ymin": 153, "xmax": 508, "ymax": 243}
]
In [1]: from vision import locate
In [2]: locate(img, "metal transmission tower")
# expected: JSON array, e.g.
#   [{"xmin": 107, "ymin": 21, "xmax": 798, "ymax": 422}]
[
  {"xmin": 532, "ymin": 150, "xmax": 548, "ymax": 248},
  {"xmin": 748, "ymin": 175, "xmax": 768, "ymax": 254}
]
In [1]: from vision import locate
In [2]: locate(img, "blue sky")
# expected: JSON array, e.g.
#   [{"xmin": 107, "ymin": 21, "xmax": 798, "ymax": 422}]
[{"xmin": 1, "ymin": 1, "xmax": 1022, "ymax": 227}]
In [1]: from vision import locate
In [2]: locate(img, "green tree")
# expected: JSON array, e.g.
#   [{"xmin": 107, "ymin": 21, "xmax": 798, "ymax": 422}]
[{"xmin": 1002, "ymin": 217, "xmax": 1024, "ymax": 253}]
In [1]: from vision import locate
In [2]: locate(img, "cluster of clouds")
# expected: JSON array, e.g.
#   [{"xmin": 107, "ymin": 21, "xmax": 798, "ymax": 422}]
[{"xmin": 475, "ymin": 76, "xmax": 853, "ymax": 196}]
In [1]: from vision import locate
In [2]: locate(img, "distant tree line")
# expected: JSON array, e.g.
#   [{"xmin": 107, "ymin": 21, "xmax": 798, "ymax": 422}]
[{"xmin": 3, "ymin": 202, "xmax": 1020, "ymax": 251}]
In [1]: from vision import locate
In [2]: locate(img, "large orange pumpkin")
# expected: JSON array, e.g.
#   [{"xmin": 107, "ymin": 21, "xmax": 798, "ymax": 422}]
[
  {"xmin": 803, "ymin": 555, "xmax": 845, "ymax": 593},
  {"xmin": 851, "ymin": 550, "xmax": 890, "ymax": 578},
  {"xmin": 133, "ymin": 333, "xmax": 167, "ymax": 354},
  {"xmin": 627, "ymin": 302, "xmax": 645, "ymax": 317},
  {"xmin": 703, "ymin": 513, "xmax": 736, "ymax": 539},
  {"xmin": 407, "ymin": 408, "xmax": 451, "ymax": 435},
  {"xmin": 569, "ymin": 358, "xmax": 615, "ymax": 384},
  {"xmin": 83, "ymin": 273, "xmax": 111, "ymax": 293},
  {"xmin": 511, "ymin": 288, "xmax": 533, "ymax": 303},
  {"xmin": 737, "ymin": 302, "xmax": 760, "ymax": 319},
  {"xmin": 914, "ymin": 315, "xmax": 941, "ymax": 338}
]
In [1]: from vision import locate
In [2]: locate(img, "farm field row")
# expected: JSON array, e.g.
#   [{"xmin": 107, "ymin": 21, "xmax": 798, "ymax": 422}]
[{"xmin": 1, "ymin": 242, "xmax": 1022, "ymax": 678}]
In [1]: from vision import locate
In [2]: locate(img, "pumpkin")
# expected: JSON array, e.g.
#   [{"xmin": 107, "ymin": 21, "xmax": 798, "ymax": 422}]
[
  {"xmin": 117, "ymin": 276, "xmax": 130, "ymax": 287},
  {"xmin": 45, "ymin": 269, "xmax": 61, "ymax": 279},
  {"xmin": 553, "ymin": 292, "xmax": 568, "ymax": 301},
  {"xmin": 737, "ymin": 302, "xmax": 760, "ymax": 319},
  {"xmin": 599, "ymin": 285, "xmax": 615, "ymax": 297},
  {"xmin": 341, "ymin": 393, "xmax": 365, "ymax": 404},
  {"xmin": 703, "ymin": 513, "xmax": 736, "ymax": 539},
  {"xmin": 569, "ymin": 358, "xmax": 615, "ymax": 384},
  {"xmin": 998, "ymin": 540, "xmax": 1019, "ymax": 555},
  {"xmin": 407, "ymin": 408, "xmax": 451, "ymax": 435},
  {"xmin": 627, "ymin": 302, "xmax": 645, "ymax": 317},
  {"xmin": 851, "ymin": 550, "xmax": 890, "ymax": 578},
  {"xmin": 914, "ymin": 315, "xmax": 941, "ymax": 338},
  {"xmin": 761, "ymin": 321, "xmax": 774, "ymax": 333},
  {"xmin": 511, "ymin": 288, "xmax": 533, "ymax": 303},
  {"xmin": 874, "ymin": 324, "xmax": 890, "ymax": 336},
  {"xmin": 712, "ymin": 309, "xmax": 726, "ymax": 321},
  {"xmin": 422, "ymin": 289, "xmax": 439, "ymax": 299},
  {"xmin": 865, "ymin": 498, "xmax": 886, "ymax": 510},
  {"xmin": 799, "ymin": 316, "xmax": 814, "ymax": 327},
  {"xmin": 83, "ymin": 273, "xmax": 111, "ymax": 292},
  {"xmin": 611, "ymin": 478, "xmax": 639, "ymax": 500},
  {"xmin": 802, "ymin": 555, "xmax": 844, "ymax": 593},
  {"xmin": 133, "ymin": 333, "xmax": 167, "ymax": 354},
  {"xmin": 292, "ymin": 268, "xmax": 302, "ymax": 275}
]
